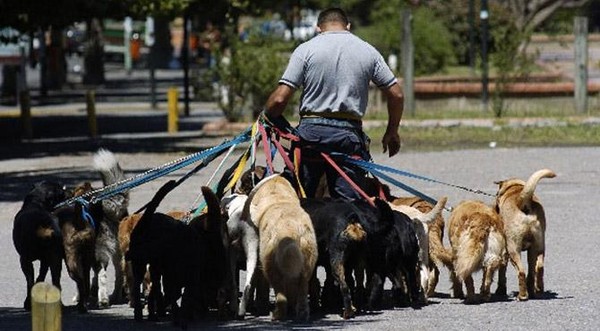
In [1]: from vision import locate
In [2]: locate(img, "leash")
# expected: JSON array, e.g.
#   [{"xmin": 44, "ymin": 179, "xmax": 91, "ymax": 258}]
[
  {"xmin": 338, "ymin": 154, "xmax": 495, "ymax": 198},
  {"xmin": 321, "ymin": 152, "xmax": 375, "ymax": 207},
  {"xmin": 74, "ymin": 198, "xmax": 96, "ymax": 229},
  {"xmin": 54, "ymin": 127, "xmax": 252, "ymax": 210}
]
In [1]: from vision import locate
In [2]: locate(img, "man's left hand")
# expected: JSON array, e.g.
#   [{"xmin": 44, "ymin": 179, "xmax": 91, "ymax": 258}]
[{"xmin": 382, "ymin": 130, "xmax": 401, "ymax": 157}]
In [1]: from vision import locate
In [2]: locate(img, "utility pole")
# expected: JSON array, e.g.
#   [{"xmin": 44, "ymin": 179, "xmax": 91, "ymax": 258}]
[
  {"xmin": 574, "ymin": 17, "xmax": 588, "ymax": 114},
  {"xmin": 480, "ymin": 0, "xmax": 489, "ymax": 112}
]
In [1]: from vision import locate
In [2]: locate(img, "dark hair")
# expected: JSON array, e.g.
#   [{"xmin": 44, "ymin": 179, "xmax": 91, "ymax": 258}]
[{"xmin": 317, "ymin": 8, "xmax": 349, "ymax": 26}]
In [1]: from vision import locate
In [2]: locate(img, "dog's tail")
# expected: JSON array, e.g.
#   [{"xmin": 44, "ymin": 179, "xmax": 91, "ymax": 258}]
[
  {"xmin": 94, "ymin": 149, "xmax": 127, "ymax": 186},
  {"xmin": 275, "ymin": 237, "xmax": 304, "ymax": 278},
  {"xmin": 420, "ymin": 197, "xmax": 448, "ymax": 225},
  {"xmin": 201, "ymin": 186, "xmax": 223, "ymax": 232},
  {"xmin": 94, "ymin": 149, "xmax": 130, "ymax": 220},
  {"xmin": 518, "ymin": 169, "xmax": 556, "ymax": 211},
  {"xmin": 134, "ymin": 180, "xmax": 177, "ymax": 231},
  {"xmin": 453, "ymin": 212, "xmax": 491, "ymax": 281}
]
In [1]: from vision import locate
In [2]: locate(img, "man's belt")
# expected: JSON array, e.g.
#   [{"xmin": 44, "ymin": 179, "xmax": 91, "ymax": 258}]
[{"xmin": 300, "ymin": 111, "xmax": 362, "ymax": 121}]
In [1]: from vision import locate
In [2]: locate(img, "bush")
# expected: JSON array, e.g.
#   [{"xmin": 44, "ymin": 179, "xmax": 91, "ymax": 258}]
[{"xmin": 212, "ymin": 35, "xmax": 298, "ymax": 122}]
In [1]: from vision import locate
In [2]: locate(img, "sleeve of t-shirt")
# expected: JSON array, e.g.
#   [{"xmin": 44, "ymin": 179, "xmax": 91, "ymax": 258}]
[
  {"xmin": 372, "ymin": 53, "xmax": 397, "ymax": 89},
  {"xmin": 279, "ymin": 46, "xmax": 305, "ymax": 89}
]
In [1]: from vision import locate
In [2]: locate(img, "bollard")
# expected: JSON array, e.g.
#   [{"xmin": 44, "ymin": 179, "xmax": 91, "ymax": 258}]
[
  {"xmin": 19, "ymin": 90, "xmax": 33, "ymax": 139},
  {"xmin": 31, "ymin": 282, "xmax": 61, "ymax": 331},
  {"xmin": 86, "ymin": 89, "xmax": 98, "ymax": 138},
  {"xmin": 167, "ymin": 87, "xmax": 179, "ymax": 133}
]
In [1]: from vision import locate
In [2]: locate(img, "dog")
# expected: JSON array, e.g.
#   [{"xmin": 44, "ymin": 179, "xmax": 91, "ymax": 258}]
[
  {"xmin": 448, "ymin": 200, "xmax": 507, "ymax": 304},
  {"xmin": 300, "ymin": 198, "xmax": 367, "ymax": 319},
  {"xmin": 493, "ymin": 168, "xmax": 556, "ymax": 301},
  {"xmin": 220, "ymin": 193, "xmax": 260, "ymax": 319},
  {"xmin": 127, "ymin": 182, "xmax": 231, "ymax": 326},
  {"xmin": 12, "ymin": 181, "xmax": 67, "ymax": 311},
  {"xmin": 89, "ymin": 149, "xmax": 130, "ymax": 307},
  {"xmin": 118, "ymin": 210, "xmax": 189, "ymax": 308},
  {"xmin": 54, "ymin": 182, "xmax": 99, "ymax": 313},
  {"xmin": 347, "ymin": 197, "xmax": 421, "ymax": 310},
  {"xmin": 242, "ymin": 174, "xmax": 318, "ymax": 321},
  {"xmin": 388, "ymin": 197, "xmax": 448, "ymax": 302},
  {"xmin": 390, "ymin": 196, "xmax": 453, "ymax": 297}
]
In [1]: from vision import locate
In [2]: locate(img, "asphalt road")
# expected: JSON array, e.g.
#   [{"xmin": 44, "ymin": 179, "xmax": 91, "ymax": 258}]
[{"xmin": 1, "ymin": 145, "xmax": 599, "ymax": 330}]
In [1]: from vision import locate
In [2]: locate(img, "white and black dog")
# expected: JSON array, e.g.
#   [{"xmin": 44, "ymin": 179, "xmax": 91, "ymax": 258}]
[{"xmin": 89, "ymin": 149, "xmax": 130, "ymax": 307}]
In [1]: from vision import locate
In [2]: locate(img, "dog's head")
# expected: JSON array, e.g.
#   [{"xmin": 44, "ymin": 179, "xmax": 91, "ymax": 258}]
[
  {"xmin": 26, "ymin": 181, "xmax": 68, "ymax": 210},
  {"xmin": 221, "ymin": 193, "xmax": 247, "ymax": 222},
  {"xmin": 236, "ymin": 166, "xmax": 267, "ymax": 195}
]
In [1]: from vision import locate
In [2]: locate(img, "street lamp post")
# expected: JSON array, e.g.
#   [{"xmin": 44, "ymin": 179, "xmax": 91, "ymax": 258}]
[{"xmin": 480, "ymin": 0, "xmax": 489, "ymax": 112}]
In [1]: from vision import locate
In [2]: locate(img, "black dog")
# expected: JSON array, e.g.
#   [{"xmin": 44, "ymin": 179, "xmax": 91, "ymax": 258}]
[
  {"xmin": 127, "ymin": 182, "xmax": 232, "ymax": 327},
  {"xmin": 12, "ymin": 181, "xmax": 67, "ymax": 311},
  {"xmin": 350, "ymin": 198, "xmax": 421, "ymax": 310},
  {"xmin": 301, "ymin": 198, "xmax": 367, "ymax": 319}
]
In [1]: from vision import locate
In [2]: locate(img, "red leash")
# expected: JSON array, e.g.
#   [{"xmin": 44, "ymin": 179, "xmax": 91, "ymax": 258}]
[{"xmin": 320, "ymin": 152, "xmax": 375, "ymax": 207}]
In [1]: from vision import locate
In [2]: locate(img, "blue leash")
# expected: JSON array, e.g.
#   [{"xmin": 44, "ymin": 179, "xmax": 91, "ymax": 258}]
[
  {"xmin": 337, "ymin": 154, "xmax": 495, "ymax": 199},
  {"xmin": 55, "ymin": 127, "xmax": 252, "ymax": 209},
  {"xmin": 75, "ymin": 198, "xmax": 96, "ymax": 229}
]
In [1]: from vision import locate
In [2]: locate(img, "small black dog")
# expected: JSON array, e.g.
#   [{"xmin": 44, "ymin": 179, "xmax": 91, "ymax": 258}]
[
  {"xmin": 350, "ymin": 198, "xmax": 421, "ymax": 310},
  {"xmin": 12, "ymin": 181, "xmax": 67, "ymax": 310},
  {"xmin": 127, "ymin": 182, "xmax": 232, "ymax": 327},
  {"xmin": 301, "ymin": 198, "xmax": 367, "ymax": 319}
]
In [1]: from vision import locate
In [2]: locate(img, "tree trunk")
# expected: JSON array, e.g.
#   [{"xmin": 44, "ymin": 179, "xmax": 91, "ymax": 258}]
[
  {"xmin": 83, "ymin": 18, "xmax": 105, "ymax": 86},
  {"xmin": 151, "ymin": 16, "xmax": 174, "ymax": 69},
  {"xmin": 45, "ymin": 27, "xmax": 67, "ymax": 90}
]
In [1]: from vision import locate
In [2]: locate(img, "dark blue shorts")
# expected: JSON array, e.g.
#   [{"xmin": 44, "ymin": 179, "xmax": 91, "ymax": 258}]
[{"xmin": 288, "ymin": 118, "xmax": 372, "ymax": 200}]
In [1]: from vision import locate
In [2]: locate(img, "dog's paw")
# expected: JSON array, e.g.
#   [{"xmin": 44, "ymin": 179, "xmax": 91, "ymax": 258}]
[{"xmin": 342, "ymin": 305, "xmax": 356, "ymax": 319}]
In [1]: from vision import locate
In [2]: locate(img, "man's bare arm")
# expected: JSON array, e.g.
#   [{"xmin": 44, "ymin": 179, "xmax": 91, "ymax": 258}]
[
  {"xmin": 380, "ymin": 83, "xmax": 403, "ymax": 157},
  {"xmin": 265, "ymin": 84, "xmax": 295, "ymax": 118}
]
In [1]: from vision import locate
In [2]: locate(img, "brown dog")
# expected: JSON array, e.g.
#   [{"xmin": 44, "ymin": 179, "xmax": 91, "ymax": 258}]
[
  {"xmin": 448, "ymin": 200, "xmax": 507, "ymax": 303},
  {"xmin": 242, "ymin": 174, "xmax": 318, "ymax": 321},
  {"xmin": 493, "ymin": 168, "xmax": 556, "ymax": 301}
]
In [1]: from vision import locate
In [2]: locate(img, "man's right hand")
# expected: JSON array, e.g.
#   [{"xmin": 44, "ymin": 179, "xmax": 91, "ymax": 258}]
[{"xmin": 382, "ymin": 129, "xmax": 401, "ymax": 157}]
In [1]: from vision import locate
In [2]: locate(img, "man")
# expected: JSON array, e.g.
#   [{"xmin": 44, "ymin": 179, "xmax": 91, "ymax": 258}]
[{"xmin": 264, "ymin": 7, "xmax": 403, "ymax": 200}]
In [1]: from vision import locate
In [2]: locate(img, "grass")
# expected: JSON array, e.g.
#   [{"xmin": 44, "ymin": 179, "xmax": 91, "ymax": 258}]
[{"xmin": 365, "ymin": 123, "xmax": 600, "ymax": 152}]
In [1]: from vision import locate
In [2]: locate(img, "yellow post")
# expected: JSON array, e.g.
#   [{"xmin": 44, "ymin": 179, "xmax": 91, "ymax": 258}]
[
  {"xmin": 31, "ymin": 282, "xmax": 61, "ymax": 331},
  {"xmin": 167, "ymin": 87, "xmax": 179, "ymax": 133},
  {"xmin": 86, "ymin": 89, "xmax": 98, "ymax": 138}
]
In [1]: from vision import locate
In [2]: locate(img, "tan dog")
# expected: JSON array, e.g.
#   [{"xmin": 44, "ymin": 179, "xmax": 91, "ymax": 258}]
[
  {"xmin": 242, "ymin": 174, "xmax": 318, "ymax": 321},
  {"xmin": 388, "ymin": 197, "xmax": 448, "ymax": 302},
  {"xmin": 118, "ymin": 210, "xmax": 189, "ymax": 306},
  {"xmin": 448, "ymin": 200, "xmax": 507, "ymax": 303},
  {"xmin": 391, "ymin": 197, "xmax": 453, "ymax": 297},
  {"xmin": 493, "ymin": 168, "xmax": 556, "ymax": 301}
]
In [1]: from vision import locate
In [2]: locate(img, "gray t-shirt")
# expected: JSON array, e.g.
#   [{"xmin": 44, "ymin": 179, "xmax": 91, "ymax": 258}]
[{"xmin": 279, "ymin": 30, "xmax": 397, "ymax": 118}]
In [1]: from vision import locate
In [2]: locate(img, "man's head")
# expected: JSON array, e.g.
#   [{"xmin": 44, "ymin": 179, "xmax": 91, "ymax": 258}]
[{"xmin": 317, "ymin": 8, "xmax": 350, "ymax": 32}]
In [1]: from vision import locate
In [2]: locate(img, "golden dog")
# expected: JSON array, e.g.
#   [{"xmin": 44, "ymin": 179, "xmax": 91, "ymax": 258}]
[
  {"xmin": 242, "ymin": 174, "xmax": 318, "ymax": 321},
  {"xmin": 448, "ymin": 200, "xmax": 507, "ymax": 303},
  {"xmin": 493, "ymin": 168, "xmax": 556, "ymax": 301}
]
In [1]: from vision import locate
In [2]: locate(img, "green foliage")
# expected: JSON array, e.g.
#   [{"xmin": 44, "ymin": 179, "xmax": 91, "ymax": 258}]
[
  {"xmin": 212, "ymin": 33, "xmax": 297, "ymax": 122},
  {"xmin": 354, "ymin": 6, "xmax": 456, "ymax": 75}
]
